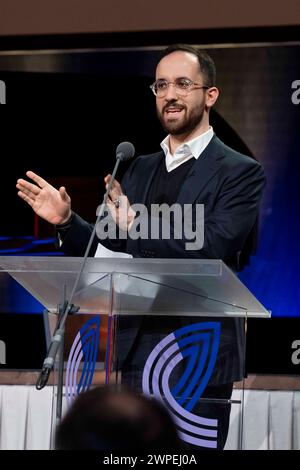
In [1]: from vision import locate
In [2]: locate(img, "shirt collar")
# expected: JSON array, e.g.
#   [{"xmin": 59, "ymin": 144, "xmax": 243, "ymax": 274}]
[{"xmin": 161, "ymin": 127, "xmax": 214, "ymax": 172}]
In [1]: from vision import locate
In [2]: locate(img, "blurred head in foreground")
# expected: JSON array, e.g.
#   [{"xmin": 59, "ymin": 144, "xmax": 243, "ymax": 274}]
[{"xmin": 55, "ymin": 385, "xmax": 181, "ymax": 450}]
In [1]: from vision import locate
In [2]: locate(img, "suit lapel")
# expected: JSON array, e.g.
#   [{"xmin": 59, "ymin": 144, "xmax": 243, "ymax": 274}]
[{"xmin": 176, "ymin": 135, "xmax": 225, "ymax": 205}]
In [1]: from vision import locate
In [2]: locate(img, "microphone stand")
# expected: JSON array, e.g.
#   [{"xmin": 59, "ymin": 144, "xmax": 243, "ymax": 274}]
[{"xmin": 36, "ymin": 156, "xmax": 123, "ymax": 392}]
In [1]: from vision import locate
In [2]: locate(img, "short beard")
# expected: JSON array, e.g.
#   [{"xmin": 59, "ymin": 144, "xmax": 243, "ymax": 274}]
[{"xmin": 158, "ymin": 105, "xmax": 205, "ymax": 136}]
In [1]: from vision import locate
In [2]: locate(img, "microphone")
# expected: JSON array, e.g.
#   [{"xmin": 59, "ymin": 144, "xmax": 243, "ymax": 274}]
[
  {"xmin": 116, "ymin": 141, "xmax": 135, "ymax": 161},
  {"xmin": 36, "ymin": 142, "xmax": 135, "ymax": 390}
]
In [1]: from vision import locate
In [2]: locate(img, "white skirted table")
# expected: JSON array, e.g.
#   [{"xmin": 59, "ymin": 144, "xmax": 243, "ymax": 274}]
[{"xmin": 0, "ymin": 374, "xmax": 300, "ymax": 450}]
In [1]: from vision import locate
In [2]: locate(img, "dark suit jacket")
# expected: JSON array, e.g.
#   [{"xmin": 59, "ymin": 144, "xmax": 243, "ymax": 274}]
[
  {"xmin": 63, "ymin": 135, "xmax": 265, "ymax": 261},
  {"xmin": 61, "ymin": 135, "xmax": 265, "ymax": 384}
]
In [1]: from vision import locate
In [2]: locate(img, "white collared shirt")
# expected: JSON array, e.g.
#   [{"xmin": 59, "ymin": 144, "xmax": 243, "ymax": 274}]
[{"xmin": 161, "ymin": 127, "xmax": 214, "ymax": 172}]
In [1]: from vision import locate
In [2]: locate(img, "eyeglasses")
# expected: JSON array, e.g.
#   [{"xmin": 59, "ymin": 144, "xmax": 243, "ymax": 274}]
[{"xmin": 150, "ymin": 78, "xmax": 209, "ymax": 97}]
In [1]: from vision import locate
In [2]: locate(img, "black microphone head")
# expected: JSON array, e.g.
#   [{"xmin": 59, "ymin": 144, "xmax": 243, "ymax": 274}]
[{"xmin": 116, "ymin": 141, "xmax": 135, "ymax": 161}]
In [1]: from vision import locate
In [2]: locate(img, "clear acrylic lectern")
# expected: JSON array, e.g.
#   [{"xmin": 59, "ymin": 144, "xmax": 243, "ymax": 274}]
[{"xmin": 0, "ymin": 256, "xmax": 270, "ymax": 450}]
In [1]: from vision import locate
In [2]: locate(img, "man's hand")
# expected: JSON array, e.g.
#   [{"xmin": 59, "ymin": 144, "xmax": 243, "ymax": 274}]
[
  {"xmin": 104, "ymin": 174, "xmax": 135, "ymax": 231},
  {"xmin": 16, "ymin": 171, "xmax": 72, "ymax": 225}
]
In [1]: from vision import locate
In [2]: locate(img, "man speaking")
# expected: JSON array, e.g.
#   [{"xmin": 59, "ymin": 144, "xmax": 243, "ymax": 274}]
[{"xmin": 17, "ymin": 44, "xmax": 265, "ymax": 449}]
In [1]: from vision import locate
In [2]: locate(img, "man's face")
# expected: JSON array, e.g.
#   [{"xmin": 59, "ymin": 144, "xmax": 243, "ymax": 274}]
[{"xmin": 155, "ymin": 51, "xmax": 208, "ymax": 136}]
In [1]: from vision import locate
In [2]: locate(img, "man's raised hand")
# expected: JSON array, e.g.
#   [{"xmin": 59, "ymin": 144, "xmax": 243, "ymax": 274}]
[{"xmin": 16, "ymin": 171, "xmax": 72, "ymax": 225}]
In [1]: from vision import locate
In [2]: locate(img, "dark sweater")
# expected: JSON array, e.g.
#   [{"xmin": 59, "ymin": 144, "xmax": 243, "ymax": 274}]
[{"xmin": 146, "ymin": 157, "xmax": 196, "ymax": 208}]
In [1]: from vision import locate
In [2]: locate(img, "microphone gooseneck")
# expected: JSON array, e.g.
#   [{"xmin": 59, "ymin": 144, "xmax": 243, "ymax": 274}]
[{"xmin": 36, "ymin": 142, "xmax": 135, "ymax": 390}]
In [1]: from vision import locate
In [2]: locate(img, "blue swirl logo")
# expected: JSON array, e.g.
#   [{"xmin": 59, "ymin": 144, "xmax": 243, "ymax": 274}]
[
  {"xmin": 65, "ymin": 316, "xmax": 100, "ymax": 406},
  {"xmin": 142, "ymin": 322, "xmax": 221, "ymax": 448}
]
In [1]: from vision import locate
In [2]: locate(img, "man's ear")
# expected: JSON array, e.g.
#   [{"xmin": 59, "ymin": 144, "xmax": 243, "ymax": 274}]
[{"xmin": 206, "ymin": 87, "xmax": 219, "ymax": 109}]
